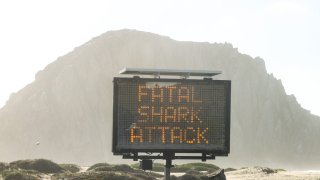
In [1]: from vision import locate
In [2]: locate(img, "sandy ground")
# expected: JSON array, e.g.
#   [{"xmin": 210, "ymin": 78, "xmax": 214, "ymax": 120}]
[
  {"xmin": 5, "ymin": 167, "xmax": 320, "ymax": 179},
  {"xmin": 225, "ymin": 167, "xmax": 320, "ymax": 180},
  {"xmin": 156, "ymin": 167, "xmax": 320, "ymax": 180}
]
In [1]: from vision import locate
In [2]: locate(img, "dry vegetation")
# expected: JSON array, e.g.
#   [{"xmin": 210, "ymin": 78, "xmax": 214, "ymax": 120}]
[{"xmin": 2, "ymin": 159, "xmax": 318, "ymax": 180}]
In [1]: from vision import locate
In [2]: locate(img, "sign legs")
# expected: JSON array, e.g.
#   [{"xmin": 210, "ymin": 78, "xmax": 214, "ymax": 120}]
[{"xmin": 164, "ymin": 152, "xmax": 174, "ymax": 180}]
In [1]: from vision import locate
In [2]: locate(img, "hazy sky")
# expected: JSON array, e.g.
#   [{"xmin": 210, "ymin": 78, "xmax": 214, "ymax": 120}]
[{"xmin": 0, "ymin": 0, "xmax": 319, "ymax": 116}]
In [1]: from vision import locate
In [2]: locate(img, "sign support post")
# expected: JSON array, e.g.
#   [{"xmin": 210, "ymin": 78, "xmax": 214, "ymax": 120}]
[{"xmin": 164, "ymin": 152, "xmax": 174, "ymax": 180}]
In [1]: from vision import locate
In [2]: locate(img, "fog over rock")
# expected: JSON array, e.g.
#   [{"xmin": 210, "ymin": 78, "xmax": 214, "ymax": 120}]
[{"xmin": 0, "ymin": 29, "xmax": 319, "ymax": 169}]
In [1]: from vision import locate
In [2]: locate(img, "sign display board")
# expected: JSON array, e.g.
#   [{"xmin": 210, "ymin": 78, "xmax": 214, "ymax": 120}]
[{"xmin": 113, "ymin": 77, "xmax": 231, "ymax": 155}]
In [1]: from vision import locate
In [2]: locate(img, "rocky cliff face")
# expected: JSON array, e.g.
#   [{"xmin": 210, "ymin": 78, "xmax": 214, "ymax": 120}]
[{"xmin": 0, "ymin": 29, "xmax": 319, "ymax": 168}]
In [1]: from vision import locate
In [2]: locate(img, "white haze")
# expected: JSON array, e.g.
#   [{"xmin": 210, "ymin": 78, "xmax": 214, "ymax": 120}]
[{"xmin": 0, "ymin": 0, "xmax": 319, "ymax": 115}]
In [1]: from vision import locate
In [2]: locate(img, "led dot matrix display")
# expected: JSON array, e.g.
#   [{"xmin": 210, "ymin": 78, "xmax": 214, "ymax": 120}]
[{"xmin": 113, "ymin": 78, "xmax": 231, "ymax": 155}]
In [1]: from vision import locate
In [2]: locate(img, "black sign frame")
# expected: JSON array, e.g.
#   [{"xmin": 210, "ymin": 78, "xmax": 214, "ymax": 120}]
[{"xmin": 112, "ymin": 77, "xmax": 231, "ymax": 156}]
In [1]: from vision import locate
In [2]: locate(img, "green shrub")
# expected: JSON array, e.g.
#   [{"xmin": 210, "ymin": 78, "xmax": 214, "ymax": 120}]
[
  {"xmin": 182, "ymin": 163, "xmax": 220, "ymax": 171},
  {"xmin": 130, "ymin": 172, "xmax": 155, "ymax": 180},
  {"xmin": 224, "ymin": 168, "xmax": 236, "ymax": 172},
  {"xmin": 179, "ymin": 174, "xmax": 201, "ymax": 180},
  {"xmin": 88, "ymin": 164, "xmax": 135, "ymax": 173},
  {"xmin": 10, "ymin": 159, "xmax": 64, "ymax": 173},
  {"xmin": 0, "ymin": 162, "xmax": 9, "ymax": 172},
  {"xmin": 87, "ymin": 163, "xmax": 111, "ymax": 171},
  {"xmin": 131, "ymin": 162, "xmax": 165, "ymax": 175},
  {"xmin": 144, "ymin": 171, "xmax": 164, "ymax": 178},
  {"xmin": 85, "ymin": 163, "xmax": 161, "ymax": 179},
  {"xmin": 170, "ymin": 175, "xmax": 179, "ymax": 180},
  {"xmin": 131, "ymin": 163, "xmax": 140, "ymax": 169},
  {"xmin": 102, "ymin": 172, "xmax": 139, "ymax": 180},
  {"xmin": 185, "ymin": 169, "xmax": 204, "ymax": 176},
  {"xmin": 261, "ymin": 167, "xmax": 277, "ymax": 174},
  {"xmin": 172, "ymin": 163, "xmax": 220, "ymax": 173},
  {"xmin": 148, "ymin": 163, "xmax": 164, "ymax": 172},
  {"xmin": 134, "ymin": 162, "xmax": 220, "ymax": 173},
  {"xmin": 171, "ymin": 165, "xmax": 190, "ymax": 172},
  {"xmin": 52, "ymin": 171, "xmax": 145, "ymax": 180},
  {"xmin": 91, "ymin": 166, "xmax": 114, "ymax": 172},
  {"xmin": 113, "ymin": 164, "xmax": 135, "ymax": 172},
  {"xmin": 2, "ymin": 170, "xmax": 40, "ymax": 180},
  {"xmin": 59, "ymin": 164, "xmax": 81, "ymax": 173},
  {"xmin": 275, "ymin": 168, "xmax": 286, "ymax": 172}
]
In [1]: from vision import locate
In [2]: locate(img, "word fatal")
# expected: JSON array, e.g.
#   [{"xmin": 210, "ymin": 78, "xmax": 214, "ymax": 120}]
[{"xmin": 129, "ymin": 84, "xmax": 209, "ymax": 144}]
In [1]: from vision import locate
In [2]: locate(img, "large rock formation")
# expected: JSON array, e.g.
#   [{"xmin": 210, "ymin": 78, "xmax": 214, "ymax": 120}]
[{"xmin": 0, "ymin": 29, "xmax": 319, "ymax": 169}]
